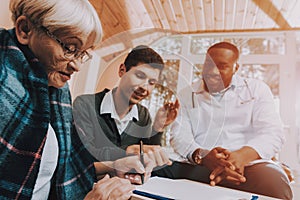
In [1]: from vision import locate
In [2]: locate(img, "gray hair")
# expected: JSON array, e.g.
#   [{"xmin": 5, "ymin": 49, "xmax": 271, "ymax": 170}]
[{"xmin": 10, "ymin": 0, "xmax": 102, "ymax": 49}]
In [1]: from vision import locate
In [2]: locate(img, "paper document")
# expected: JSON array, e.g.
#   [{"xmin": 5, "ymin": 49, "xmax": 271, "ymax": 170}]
[{"xmin": 134, "ymin": 177, "xmax": 279, "ymax": 200}]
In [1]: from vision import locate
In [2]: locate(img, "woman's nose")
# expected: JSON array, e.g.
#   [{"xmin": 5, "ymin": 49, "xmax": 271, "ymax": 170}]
[{"xmin": 68, "ymin": 60, "xmax": 80, "ymax": 72}]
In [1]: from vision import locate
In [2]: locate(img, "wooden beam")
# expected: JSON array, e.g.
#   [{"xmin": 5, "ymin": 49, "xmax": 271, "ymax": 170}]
[
  {"xmin": 161, "ymin": 0, "xmax": 179, "ymax": 31},
  {"xmin": 252, "ymin": 0, "xmax": 291, "ymax": 29},
  {"xmin": 192, "ymin": 0, "xmax": 205, "ymax": 30},
  {"xmin": 182, "ymin": 0, "xmax": 197, "ymax": 31},
  {"xmin": 142, "ymin": 0, "xmax": 163, "ymax": 28},
  {"xmin": 243, "ymin": 0, "xmax": 258, "ymax": 29},
  {"xmin": 173, "ymin": 0, "xmax": 189, "ymax": 32},
  {"xmin": 234, "ymin": 0, "xmax": 246, "ymax": 29},
  {"xmin": 152, "ymin": 0, "xmax": 171, "ymax": 29},
  {"xmin": 203, "ymin": 0, "xmax": 214, "ymax": 30},
  {"xmin": 214, "ymin": 0, "xmax": 225, "ymax": 30},
  {"xmin": 180, "ymin": 27, "xmax": 300, "ymax": 35},
  {"xmin": 224, "ymin": 0, "xmax": 236, "ymax": 29}
]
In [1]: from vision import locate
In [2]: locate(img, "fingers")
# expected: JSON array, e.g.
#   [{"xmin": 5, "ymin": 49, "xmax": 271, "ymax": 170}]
[
  {"xmin": 126, "ymin": 144, "xmax": 160, "ymax": 155},
  {"xmin": 145, "ymin": 148, "xmax": 172, "ymax": 167},
  {"xmin": 87, "ymin": 175, "xmax": 135, "ymax": 200},
  {"xmin": 114, "ymin": 156, "xmax": 145, "ymax": 175},
  {"xmin": 209, "ymin": 166, "xmax": 224, "ymax": 181},
  {"xmin": 124, "ymin": 173, "xmax": 142, "ymax": 185},
  {"xmin": 217, "ymin": 158, "xmax": 235, "ymax": 170},
  {"xmin": 126, "ymin": 144, "xmax": 139, "ymax": 155},
  {"xmin": 210, "ymin": 167, "xmax": 246, "ymax": 186}
]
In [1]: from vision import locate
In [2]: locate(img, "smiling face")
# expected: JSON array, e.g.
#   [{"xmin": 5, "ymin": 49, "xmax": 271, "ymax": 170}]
[
  {"xmin": 202, "ymin": 47, "xmax": 238, "ymax": 93},
  {"xmin": 118, "ymin": 63, "xmax": 160, "ymax": 106}
]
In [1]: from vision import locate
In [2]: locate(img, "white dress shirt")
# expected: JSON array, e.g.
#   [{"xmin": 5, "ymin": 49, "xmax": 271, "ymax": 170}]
[
  {"xmin": 100, "ymin": 89, "xmax": 139, "ymax": 135},
  {"xmin": 170, "ymin": 75, "xmax": 284, "ymax": 162}
]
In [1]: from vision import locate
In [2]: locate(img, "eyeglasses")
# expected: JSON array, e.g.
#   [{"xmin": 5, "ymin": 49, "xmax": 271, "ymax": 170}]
[{"xmin": 40, "ymin": 26, "xmax": 92, "ymax": 63}]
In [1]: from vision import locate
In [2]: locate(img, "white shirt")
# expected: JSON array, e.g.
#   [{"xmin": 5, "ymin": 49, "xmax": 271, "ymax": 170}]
[
  {"xmin": 170, "ymin": 75, "xmax": 285, "ymax": 162},
  {"xmin": 100, "ymin": 90, "xmax": 139, "ymax": 135},
  {"xmin": 32, "ymin": 124, "xmax": 59, "ymax": 199}
]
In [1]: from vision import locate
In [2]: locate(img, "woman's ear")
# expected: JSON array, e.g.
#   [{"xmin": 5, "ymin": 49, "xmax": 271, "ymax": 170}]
[
  {"xmin": 15, "ymin": 16, "xmax": 34, "ymax": 45},
  {"xmin": 118, "ymin": 64, "xmax": 127, "ymax": 77}
]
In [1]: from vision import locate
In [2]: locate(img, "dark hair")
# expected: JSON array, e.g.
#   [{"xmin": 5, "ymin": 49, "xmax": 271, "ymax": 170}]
[
  {"xmin": 124, "ymin": 45, "xmax": 164, "ymax": 71},
  {"xmin": 208, "ymin": 42, "xmax": 239, "ymax": 60}
]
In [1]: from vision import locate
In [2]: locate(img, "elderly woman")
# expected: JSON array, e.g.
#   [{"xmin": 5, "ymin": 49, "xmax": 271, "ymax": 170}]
[{"xmin": 0, "ymin": 0, "xmax": 148, "ymax": 199}]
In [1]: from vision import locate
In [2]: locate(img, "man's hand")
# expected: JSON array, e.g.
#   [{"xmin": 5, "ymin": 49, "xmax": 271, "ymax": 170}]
[
  {"xmin": 226, "ymin": 146, "xmax": 260, "ymax": 175},
  {"xmin": 153, "ymin": 100, "xmax": 180, "ymax": 132},
  {"xmin": 113, "ymin": 155, "xmax": 148, "ymax": 185},
  {"xmin": 84, "ymin": 174, "xmax": 135, "ymax": 200},
  {"xmin": 126, "ymin": 144, "xmax": 172, "ymax": 167},
  {"xmin": 209, "ymin": 166, "xmax": 246, "ymax": 186},
  {"xmin": 201, "ymin": 147, "xmax": 234, "ymax": 171},
  {"xmin": 126, "ymin": 144, "xmax": 160, "ymax": 155},
  {"xmin": 208, "ymin": 146, "xmax": 260, "ymax": 186}
]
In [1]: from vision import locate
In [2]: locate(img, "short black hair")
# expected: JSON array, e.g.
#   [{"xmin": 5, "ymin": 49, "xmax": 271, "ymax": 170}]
[
  {"xmin": 208, "ymin": 42, "xmax": 239, "ymax": 60},
  {"xmin": 124, "ymin": 45, "xmax": 164, "ymax": 71}
]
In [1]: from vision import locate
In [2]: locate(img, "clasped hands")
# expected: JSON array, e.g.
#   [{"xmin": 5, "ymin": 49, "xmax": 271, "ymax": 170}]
[{"xmin": 194, "ymin": 147, "xmax": 257, "ymax": 186}]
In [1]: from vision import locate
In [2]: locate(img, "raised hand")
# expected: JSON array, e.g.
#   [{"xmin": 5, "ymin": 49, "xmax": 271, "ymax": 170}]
[{"xmin": 153, "ymin": 99, "xmax": 180, "ymax": 132}]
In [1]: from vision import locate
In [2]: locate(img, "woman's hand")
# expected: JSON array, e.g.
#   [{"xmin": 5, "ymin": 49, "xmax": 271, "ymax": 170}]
[{"xmin": 84, "ymin": 174, "xmax": 135, "ymax": 200}]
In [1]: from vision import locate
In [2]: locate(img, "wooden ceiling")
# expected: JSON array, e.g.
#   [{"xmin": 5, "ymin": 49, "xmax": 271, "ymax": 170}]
[{"xmin": 90, "ymin": 0, "xmax": 300, "ymax": 41}]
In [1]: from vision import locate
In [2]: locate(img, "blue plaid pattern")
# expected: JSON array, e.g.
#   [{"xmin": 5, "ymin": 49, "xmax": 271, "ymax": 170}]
[{"xmin": 0, "ymin": 28, "xmax": 95, "ymax": 200}]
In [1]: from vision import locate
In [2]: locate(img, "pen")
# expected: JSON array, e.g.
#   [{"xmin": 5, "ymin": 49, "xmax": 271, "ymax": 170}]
[{"xmin": 140, "ymin": 140, "xmax": 145, "ymax": 184}]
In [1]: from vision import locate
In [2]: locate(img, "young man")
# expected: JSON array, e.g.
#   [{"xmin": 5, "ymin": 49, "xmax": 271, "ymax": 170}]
[
  {"xmin": 73, "ymin": 45, "xmax": 178, "ymax": 172},
  {"xmin": 153, "ymin": 42, "xmax": 292, "ymax": 199}
]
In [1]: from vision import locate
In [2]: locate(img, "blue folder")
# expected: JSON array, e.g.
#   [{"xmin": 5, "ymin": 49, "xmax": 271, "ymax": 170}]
[{"xmin": 133, "ymin": 190, "xmax": 175, "ymax": 200}]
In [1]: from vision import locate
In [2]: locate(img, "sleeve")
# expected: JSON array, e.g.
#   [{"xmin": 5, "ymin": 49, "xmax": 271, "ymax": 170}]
[
  {"xmin": 72, "ymin": 95, "xmax": 126, "ymax": 161},
  {"xmin": 169, "ymin": 88, "xmax": 202, "ymax": 160},
  {"xmin": 136, "ymin": 105, "xmax": 164, "ymax": 145},
  {"xmin": 145, "ymin": 129, "xmax": 163, "ymax": 145},
  {"xmin": 246, "ymin": 81, "xmax": 285, "ymax": 160}
]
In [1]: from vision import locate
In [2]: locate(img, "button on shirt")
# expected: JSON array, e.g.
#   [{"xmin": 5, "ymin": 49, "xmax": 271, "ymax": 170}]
[
  {"xmin": 170, "ymin": 75, "xmax": 284, "ymax": 162},
  {"xmin": 100, "ymin": 90, "xmax": 139, "ymax": 135}
]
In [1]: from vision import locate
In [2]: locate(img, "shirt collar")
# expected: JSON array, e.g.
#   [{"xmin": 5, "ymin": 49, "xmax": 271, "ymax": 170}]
[{"xmin": 100, "ymin": 89, "xmax": 139, "ymax": 121}]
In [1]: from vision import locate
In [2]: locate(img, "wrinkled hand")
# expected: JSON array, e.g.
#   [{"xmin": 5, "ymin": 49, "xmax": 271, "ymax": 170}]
[
  {"xmin": 153, "ymin": 100, "xmax": 180, "ymax": 132},
  {"xmin": 84, "ymin": 174, "xmax": 135, "ymax": 200},
  {"xmin": 113, "ymin": 155, "xmax": 149, "ymax": 185}
]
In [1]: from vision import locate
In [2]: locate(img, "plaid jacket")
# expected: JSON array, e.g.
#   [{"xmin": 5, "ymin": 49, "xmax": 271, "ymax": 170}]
[{"xmin": 0, "ymin": 28, "xmax": 96, "ymax": 199}]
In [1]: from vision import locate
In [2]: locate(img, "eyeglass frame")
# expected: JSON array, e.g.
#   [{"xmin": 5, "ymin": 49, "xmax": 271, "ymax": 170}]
[{"xmin": 39, "ymin": 26, "xmax": 93, "ymax": 64}]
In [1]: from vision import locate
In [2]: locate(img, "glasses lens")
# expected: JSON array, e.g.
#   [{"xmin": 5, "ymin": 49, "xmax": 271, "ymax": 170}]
[{"xmin": 79, "ymin": 51, "xmax": 92, "ymax": 63}]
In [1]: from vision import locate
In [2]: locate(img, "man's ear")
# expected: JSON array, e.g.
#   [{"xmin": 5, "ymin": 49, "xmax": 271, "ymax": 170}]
[
  {"xmin": 118, "ymin": 64, "xmax": 127, "ymax": 77},
  {"xmin": 233, "ymin": 63, "xmax": 239, "ymax": 73},
  {"xmin": 15, "ymin": 16, "xmax": 34, "ymax": 45}
]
